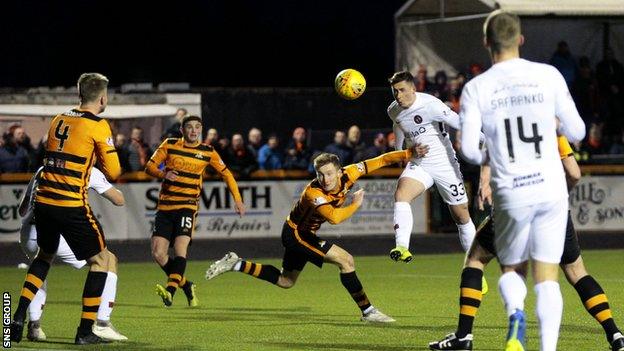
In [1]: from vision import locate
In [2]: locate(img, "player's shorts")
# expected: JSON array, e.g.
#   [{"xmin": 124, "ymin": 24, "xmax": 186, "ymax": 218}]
[
  {"xmin": 152, "ymin": 209, "xmax": 197, "ymax": 244},
  {"xmin": 34, "ymin": 202, "xmax": 106, "ymax": 261},
  {"xmin": 493, "ymin": 198, "xmax": 568, "ymax": 265},
  {"xmin": 399, "ymin": 159, "xmax": 467, "ymax": 205},
  {"xmin": 476, "ymin": 210, "xmax": 580, "ymax": 265},
  {"xmin": 20, "ymin": 224, "xmax": 87, "ymax": 269},
  {"xmin": 281, "ymin": 219, "xmax": 333, "ymax": 271}
]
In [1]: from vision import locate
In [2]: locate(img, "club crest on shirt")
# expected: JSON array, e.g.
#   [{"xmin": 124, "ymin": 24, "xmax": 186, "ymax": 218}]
[
  {"xmin": 356, "ymin": 162, "xmax": 365, "ymax": 173},
  {"xmin": 414, "ymin": 115, "xmax": 422, "ymax": 124},
  {"xmin": 313, "ymin": 197, "xmax": 327, "ymax": 205}
]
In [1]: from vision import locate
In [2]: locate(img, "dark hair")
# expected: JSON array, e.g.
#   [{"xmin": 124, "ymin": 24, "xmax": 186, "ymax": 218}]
[
  {"xmin": 313, "ymin": 153, "xmax": 341, "ymax": 170},
  {"xmin": 483, "ymin": 10, "xmax": 521, "ymax": 53},
  {"xmin": 77, "ymin": 73, "xmax": 109, "ymax": 103},
  {"xmin": 181, "ymin": 115, "xmax": 202, "ymax": 127},
  {"xmin": 388, "ymin": 71, "xmax": 415, "ymax": 85}
]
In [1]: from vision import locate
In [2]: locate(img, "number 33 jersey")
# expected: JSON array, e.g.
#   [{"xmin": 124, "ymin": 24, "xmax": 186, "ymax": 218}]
[{"xmin": 460, "ymin": 58, "xmax": 585, "ymax": 209}]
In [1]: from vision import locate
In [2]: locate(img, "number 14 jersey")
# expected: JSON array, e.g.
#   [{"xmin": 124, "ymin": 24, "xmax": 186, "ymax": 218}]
[{"xmin": 460, "ymin": 58, "xmax": 585, "ymax": 209}]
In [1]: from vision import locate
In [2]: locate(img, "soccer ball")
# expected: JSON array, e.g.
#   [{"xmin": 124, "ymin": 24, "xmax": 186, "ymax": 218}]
[{"xmin": 335, "ymin": 69, "xmax": 366, "ymax": 100}]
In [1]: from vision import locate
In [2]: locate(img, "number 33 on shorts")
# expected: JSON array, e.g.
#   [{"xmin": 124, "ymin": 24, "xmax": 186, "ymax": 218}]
[{"xmin": 449, "ymin": 182, "xmax": 465, "ymax": 198}]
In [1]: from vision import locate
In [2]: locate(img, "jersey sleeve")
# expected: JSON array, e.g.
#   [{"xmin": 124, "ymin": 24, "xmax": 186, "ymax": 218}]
[
  {"xmin": 88, "ymin": 167, "xmax": 113, "ymax": 194},
  {"xmin": 344, "ymin": 149, "xmax": 411, "ymax": 182},
  {"xmin": 392, "ymin": 123, "xmax": 405, "ymax": 151},
  {"xmin": 145, "ymin": 139, "xmax": 169, "ymax": 179},
  {"xmin": 431, "ymin": 99, "xmax": 461, "ymax": 130},
  {"xmin": 557, "ymin": 135, "xmax": 574, "ymax": 160},
  {"xmin": 94, "ymin": 120, "xmax": 122, "ymax": 180},
  {"xmin": 210, "ymin": 151, "xmax": 242, "ymax": 202},
  {"xmin": 305, "ymin": 188, "xmax": 358, "ymax": 225},
  {"xmin": 552, "ymin": 68, "xmax": 586, "ymax": 142},
  {"xmin": 459, "ymin": 83, "xmax": 487, "ymax": 165}
]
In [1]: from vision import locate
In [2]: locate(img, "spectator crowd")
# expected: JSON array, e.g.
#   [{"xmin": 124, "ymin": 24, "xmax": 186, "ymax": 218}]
[{"xmin": 2, "ymin": 44, "xmax": 623, "ymax": 176}]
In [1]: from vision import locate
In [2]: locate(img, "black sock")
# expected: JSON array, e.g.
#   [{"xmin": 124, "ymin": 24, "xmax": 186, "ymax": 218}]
[
  {"xmin": 340, "ymin": 271, "xmax": 371, "ymax": 313},
  {"xmin": 236, "ymin": 260, "xmax": 280, "ymax": 284},
  {"xmin": 14, "ymin": 258, "xmax": 50, "ymax": 322},
  {"xmin": 78, "ymin": 271, "xmax": 107, "ymax": 333},
  {"xmin": 166, "ymin": 256, "xmax": 187, "ymax": 295},
  {"xmin": 159, "ymin": 257, "xmax": 172, "ymax": 275},
  {"xmin": 574, "ymin": 275, "xmax": 621, "ymax": 342},
  {"xmin": 456, "ymin": 267, "xmax": 483, "ymax": 338}
]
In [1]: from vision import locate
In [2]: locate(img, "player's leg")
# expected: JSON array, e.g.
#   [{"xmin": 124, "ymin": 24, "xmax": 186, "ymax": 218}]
[
  {"xmin": 494, "ymin": 206, "xmax": 533, "ymax": 351},
  {"xmin": 391, "ymin": 163, "xmax": 431, "ymax": 262},
  {"xmin": 26, "ymin": 279, "xmax": 47, "ymax": 342},
  {"xmin": 530, "ymin": 199, "xmax": 568, "ymax": 351},
  {"xmin": 448, "ymin": 203, "xmax": 476, "ymax": 252},
  {"xmin": 172, "ymin": 210, "xmax": 199, "ymax": 307},
  {"xmin": 559, "ymin": 214, "xmax": 624, "ymax": 349},
  {"xmin": 324, "ymin": 244, "xmax": 394, "ymax": 322},
  {"xmin": 10, "ymin": 205, "xmax": 57, "ymax": 343},
  {"xmin": 151, "ymin": 210, "xmax": 176, "ymax": 306},
  {"xmin": 430, "ymin": 218, "xmax": 496, "ymax": 350}
]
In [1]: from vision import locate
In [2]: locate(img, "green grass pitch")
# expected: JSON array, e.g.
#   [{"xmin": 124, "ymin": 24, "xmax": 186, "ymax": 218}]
[{"xmin": 2, "ymin": 250, "xmax": 623, "ymax": 350}]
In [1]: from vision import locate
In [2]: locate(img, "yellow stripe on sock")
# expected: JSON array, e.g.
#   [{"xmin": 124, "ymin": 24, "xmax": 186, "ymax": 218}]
[
  {"xmin": 83, "ymin": 297, "xmax": 101, "ymax": 307},
  {"xmin": 252, "ymin": 264, "xmax": 262, "ymax": 277},
  {"xmin": 179, "ymin": 277, "xmax": 187, "ymax": 287},
  {"xmin": 243, "ymin": 262, "xmax": 252, "ymax": 274},
  {"xmin": 168, "ymin": 273, "xmax": 182, "ymax": 282},
  {"xmin": 584, "ymin": 294, "xmax": 608, "ymax": 310},
  {"xmin": 167, "ymin": 281, "xmax": 178, "ymax": 288},
  {"xmin": 26, "ymin": 273, "xmax": 43, "ymax": 288},
  {"xmin": 596, "ymin": 309, "xmax": 613, "ymax": 323},
  {"xmin": 81, "ymin": 312, "xmax": 97, "ymax": 321},
  {"xmin": 460, "ymin": 305, "xmax": 479, "ymax": 317},
  {"xmin": 21, "ymin": 287, "xmax": 35, "ymax": 301},
  {"xmin": 461, "ymin": 287, "xmax": 482, "ymax": 301}
]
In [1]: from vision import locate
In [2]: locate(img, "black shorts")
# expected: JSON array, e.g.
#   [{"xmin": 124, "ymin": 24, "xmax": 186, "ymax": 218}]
[
  {"xmin": 34, "ymin": 202, "xmax": 106, "ymax": 261},
  {"xmin": 475, "ymin": 211, "xmax": 581, "ymax": 265},
  {"xmin": 152, "ymin": 209, "xmax": 197, "ymax": 244},
  {"xmin": 281, "ymin": 221, "xmax": 333, "ymax": 272}
]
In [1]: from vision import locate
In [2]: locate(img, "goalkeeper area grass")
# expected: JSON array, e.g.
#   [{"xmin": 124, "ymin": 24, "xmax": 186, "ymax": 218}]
[{"xmin": 2, "ymin": 249, "xmax": 623, "ymax": 350}]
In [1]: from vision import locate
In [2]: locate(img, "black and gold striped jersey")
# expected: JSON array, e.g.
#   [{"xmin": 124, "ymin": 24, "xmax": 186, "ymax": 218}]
[
  {"xmin": 146, "ymin": 138, "xmax": 242, "ymax": 211},
  {"xmin": 288, "ymin": 150, "xmax": 411, "ymax": 233},
  {"xmin": 36, "ymin": 109, "xmax": 121, "ymax": 208}
]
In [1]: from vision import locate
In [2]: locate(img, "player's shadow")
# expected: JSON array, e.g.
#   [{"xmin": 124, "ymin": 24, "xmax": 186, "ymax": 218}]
[
  {"xmin": 213, "ymin": 306, "xmax": 313, "ymax": 313},
  {"xmin": 258, "ymin": 340, "xmax": 413, "ymax": 351}
]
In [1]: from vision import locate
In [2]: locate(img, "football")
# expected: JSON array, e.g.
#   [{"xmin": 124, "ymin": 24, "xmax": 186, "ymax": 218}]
[{"xmin": 334, "ymin": 68, "xmax": 366, "ymax": 100}]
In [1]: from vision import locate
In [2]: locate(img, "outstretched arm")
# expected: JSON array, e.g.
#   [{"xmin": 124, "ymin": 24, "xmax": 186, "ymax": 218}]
[{"xmin": 315, "ymin": 189, "xmax": 364, "ymax": 224}]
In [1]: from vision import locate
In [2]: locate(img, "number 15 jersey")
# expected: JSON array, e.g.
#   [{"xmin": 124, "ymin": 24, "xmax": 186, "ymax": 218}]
[{"xmin": 460, "ymin": 58, "xmax": 585, "ymax": 209}]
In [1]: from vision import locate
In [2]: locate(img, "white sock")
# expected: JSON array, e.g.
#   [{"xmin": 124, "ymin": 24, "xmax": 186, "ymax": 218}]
[
  {"xmin": 457, "ymin": 220, "xmax": 476, "ymax": 252},
  {"xmin": 393, "ymin": 202, "xmax": 413, "ymax": 248},
  {"xmin": 498, "ymin": 271, "xmax": 527, "ymax": 317},
  {"xmin": 535, "ymin": 281, "xmax": 563, "ymax": 351},
  {"xmin": 28, "ymin": 279, "xmax": 47, "ymax": 321},
  {"xmin": 233, "ymin": 261, "xmax": 242, "ymax": 271},
  {"xmin": 97, "ymin": 272, "xmax": 118, "ymax": 322}
]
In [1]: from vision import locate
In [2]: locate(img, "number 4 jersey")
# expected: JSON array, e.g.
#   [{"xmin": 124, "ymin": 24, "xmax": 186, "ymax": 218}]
[
  {"xmin": 460, "ymin": 58, "xmax": 585, "ymax": 209},
  {"xmin": 37, "ymin": 109, "xmax": 121, "ymax": 208}
]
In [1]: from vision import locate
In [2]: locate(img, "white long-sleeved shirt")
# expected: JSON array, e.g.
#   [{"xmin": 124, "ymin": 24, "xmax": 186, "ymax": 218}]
[{"xmin": 460, "ymin": 58, "xmax": 585, "ymax": 209}]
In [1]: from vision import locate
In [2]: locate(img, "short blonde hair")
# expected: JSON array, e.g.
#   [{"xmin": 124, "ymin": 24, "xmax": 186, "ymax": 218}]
[
  {"xmin": 77, "ymin": 73, "xmax": 109, "ymax": 103},
  {"xmin": 313, "ymin": 153, "xmax": 341, "ymax": 171},
  {"xmin": 483, "ymin": 10, "xmax": 521, "ymax": 53}
]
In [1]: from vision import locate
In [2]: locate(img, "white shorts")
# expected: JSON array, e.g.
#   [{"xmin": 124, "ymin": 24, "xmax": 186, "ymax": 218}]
[
  {"xmin": 19, "ymin": 224, "xmax": 87, "ymax": 269},
  {"xmin": 399, "ymin": 159, "xmax": 467, "ymax": 205},
  {"xmin": 493, "ymin": 198, "xmax": 568, "ymax": 266}
]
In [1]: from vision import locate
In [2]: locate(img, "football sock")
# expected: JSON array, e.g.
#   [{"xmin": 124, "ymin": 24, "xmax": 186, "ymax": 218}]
[
  {"xmin": 457, "ymin": 220, "xmax": 476, "ymax": 252},
  {"xmin": 393, "ymin": 202, "xmax": 413, "ymax": 248},
  {"xmin": 28, "ymin": 279, "xmax": 47, "ymax": 322},
  {"xmin": 236, "ymin": 260, "xmax": 280, "ymax": 284},
  {"xmin": 97, "ymin": 272, "xmax": 118, "ymax": 322},
  {"xmin": 498, "ymin": 271, "xmax": 527, "ymax": 317},
  {"xmin": 159, "ymin": 256, "xmax": 172, "ymax": 275},
  {"xmin": 14, "ymin": 258, "xmax": 50, "ymax": 322},
  {"xmin": 340, "ymin": 271, "xmax": 372, "ymax": 313},
  {"xmin": 456, "ymin": 267, "xmax": 483, "ymax": 338},
  {"xmin": 166, "ymin": 256, "xmax": 187, "ymax": 296},
  {"xmin": 79, "ymin": 271, "xmax": 107, "ymax": 333},
  {"xmin": 574, "ymin": 275, "xmax": 621, "ymax": 342},
  {"xmin": 535, "ymin": 281, "xmax": 563, "ymax": 351}
]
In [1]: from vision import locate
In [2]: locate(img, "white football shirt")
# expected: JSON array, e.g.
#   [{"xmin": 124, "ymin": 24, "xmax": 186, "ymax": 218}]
[
  {"xmin": 460, "ymin": 58, "xmax": 585, "ymax": 209},
  {"xmin": 388, "ymin": 92, "xmax": 459, "ymax": 166}
]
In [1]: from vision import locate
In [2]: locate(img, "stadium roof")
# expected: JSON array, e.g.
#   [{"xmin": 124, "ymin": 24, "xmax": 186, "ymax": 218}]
[{"xmin": 396, "ymin": 0, "xmax": 624, "ymax": 20}]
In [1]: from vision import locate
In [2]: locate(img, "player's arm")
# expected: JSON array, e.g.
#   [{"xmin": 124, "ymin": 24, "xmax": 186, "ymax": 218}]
[
  {"xmin": 18, "ymin": 167, "xmax": 42, "ymax": 217},
  {"xmin": 210, "ymin": 151, "xmax": 245, "ymax": 217},
  {"xmin": 477, "ymin": 163, "xmax": 492, "ymax": 211},
  {"xmin": 552, "ymin": 68, "xmax": 586, "ymax": 142},
  {"xmin": 459, "ymin": 85, "xmax": 487, "ymax": 164},
  {"xmin": 558, "ymin": 135, "xmax": 581, "ymax": 191},
  {"xmin": 392, "ymin": 123, "xmax": 405, "ymax": 151},
  {"xmin": 314, "ymin": 189, "xmax": 364, "ymax": 225},
  {"xmin": 145, "ymin": 140, "xmax": 176, "ymax": 180},
  {"xmin": 94, "ymin": 121, "xmax": 122, "ymax": 181},
  {"xmin": 89, "ymin": 168, "xmax": 124, "ymax": 206}
]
